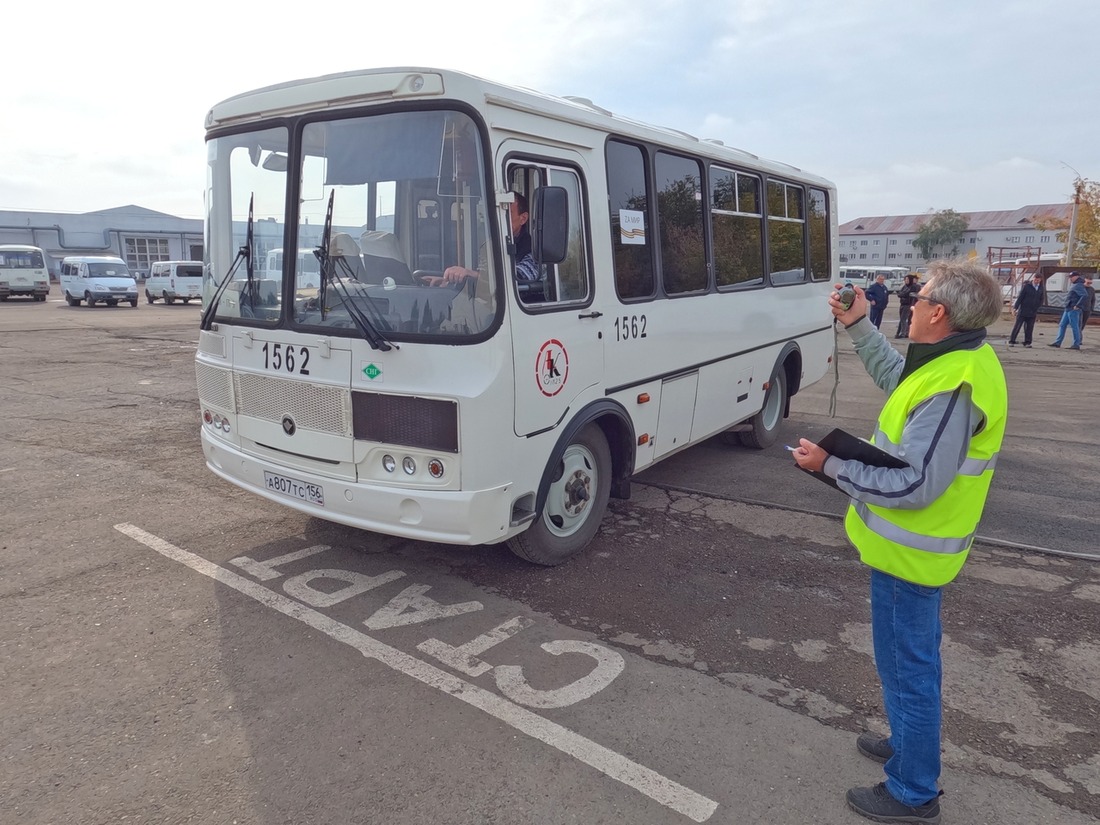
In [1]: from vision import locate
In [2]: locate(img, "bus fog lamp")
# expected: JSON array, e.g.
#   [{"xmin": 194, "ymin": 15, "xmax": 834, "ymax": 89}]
[
  {"xmin": 203, "ymin": 410, "xmax": 213, "ymax": 424},
  {"xmin": 427, "ymin": 459, "xmax": 444, "ymax": 479},
  {"xmin": 382, "ymin": 454, "xmax": 396, "ymax": 473},
  {"xmin": 402, "ymin": 456, "xmax": 416, "ymax": 475}
]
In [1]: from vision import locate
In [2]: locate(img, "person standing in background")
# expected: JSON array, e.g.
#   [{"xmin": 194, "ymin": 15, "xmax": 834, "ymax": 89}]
[
  {"xmin": 1049, "ymin": 271, "xmax": 1088, "ymax": 350},
  {"xmin": 865, "ymin": 274, "xmax": 889, "ymax": 329},
  {"xmin": 1008, "ymin": 273, "xmax": 1044, "ymax": 347},
  {"xmin": 895, "ymin": 274, "xmax": 920, "ymax": 339},
  {"xmin": 1081, "ymin": 277, "xmax": 1095, "ymax": 341}
]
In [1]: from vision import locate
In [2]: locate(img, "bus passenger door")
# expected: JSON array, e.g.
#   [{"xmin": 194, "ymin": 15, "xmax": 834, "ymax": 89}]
[{"xmin": 504, "ymin": 155, "xmax": 604, "ymax": 436}]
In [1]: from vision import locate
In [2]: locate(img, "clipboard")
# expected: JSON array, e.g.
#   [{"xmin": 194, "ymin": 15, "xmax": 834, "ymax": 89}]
[{"xmin": 798, "ymin": 428, "xmax": 909, "ymax": 491}]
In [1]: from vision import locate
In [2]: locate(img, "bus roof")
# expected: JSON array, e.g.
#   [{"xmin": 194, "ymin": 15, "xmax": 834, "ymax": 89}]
[{"xmin": 206, "ymin": 66, "xmax": 836, "ymax": 191}]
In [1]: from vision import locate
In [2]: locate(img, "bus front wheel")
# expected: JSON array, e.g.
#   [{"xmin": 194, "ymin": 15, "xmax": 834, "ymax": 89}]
[
  {"xmin": 507, "ymin": 424, "xmax": 611, "ymax": 566},
  {"xmin": 739, "ymin": 367, "xmax": 787, "ymax": 449}
]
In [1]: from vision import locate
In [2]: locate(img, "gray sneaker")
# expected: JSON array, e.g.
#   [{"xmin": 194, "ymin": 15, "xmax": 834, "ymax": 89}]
[
  {"xmin": 847, "ymin": 782, "xmax": 941, "ymax": 824},
  {"xmin": 856, "ymin": 731, "xmax": 894, "ymax": 764}
]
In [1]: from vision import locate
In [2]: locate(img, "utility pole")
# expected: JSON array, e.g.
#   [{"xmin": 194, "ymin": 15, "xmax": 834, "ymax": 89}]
[{"xmin": 1064, "ymin": 177, "xmax": 1084, "ymax": 266}]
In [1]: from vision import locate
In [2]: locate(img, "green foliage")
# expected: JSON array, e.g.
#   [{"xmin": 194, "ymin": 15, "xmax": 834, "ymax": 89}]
[
  {"xmin": 913, "ymin": 209, "xmax": 969, "ymax": 259},
  {"xmin": 1033, "ymin": 178, "xmax": 1100, "ymax": 265}
]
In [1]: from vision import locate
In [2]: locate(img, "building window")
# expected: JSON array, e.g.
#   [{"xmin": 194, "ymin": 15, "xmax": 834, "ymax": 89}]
[
  {"xmin": 970, "ymin": 238, "xmax": 976, "ymax": 244},
  {"xmin": 1005, "ymin": 235, "xmax": 1020, "ymax": 243},
  {"xmin": 1025, "ymin": 235, "xmax": 1035, "ymax": 243},
  {"xmin": 873, "ymin": 239, "xmax": 880, "ymax": 245},
  {"xmin": 1041, "ymin": 235, "xmax": 1050, "ymax": 242},
  {"xmin": 859, "ymin": 253, "xmax": 867, "ymax": 260},
  {"xmin": 904, "ymin": 253, "xmax": 913, "ymax": 259},
  {"xmin": 123, "ymin": 237, "xmax": 170, "ymax": 277},
  {"xmin": 888, "ymin": 253, "xmax": 897, "ymax": 259},
  {"xmin": 906, "ymin": 239, "xmax": 912, "ymax": 245},
  {"xmin": 860, "ymin": 240, "xmax": 868, "ymax": 246},
  {"xmin": 889, "ymin": 239, "xmax": 897, "ymax": 245}
]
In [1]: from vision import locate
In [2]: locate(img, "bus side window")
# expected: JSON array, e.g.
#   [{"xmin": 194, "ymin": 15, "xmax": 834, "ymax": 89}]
[{"xmin": 511, "ymin": 163, "xmax": 590, "ymax": 308}]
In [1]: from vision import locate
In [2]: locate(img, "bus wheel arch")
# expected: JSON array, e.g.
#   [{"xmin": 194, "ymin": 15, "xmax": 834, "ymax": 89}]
[
  {"xmin": 507, "ymin": 402, "xmax": 635, "ymax": 566},
  {"xmin": 738, "ymin": 344, "xmax": 801, "ymax": 450}
]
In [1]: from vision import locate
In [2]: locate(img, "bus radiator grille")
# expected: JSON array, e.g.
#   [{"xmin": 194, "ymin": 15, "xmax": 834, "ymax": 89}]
[
  {"xmin": 195, "ymin": 362, "xmax": 234, "ymax": 411},
  {"xmin": 234, "ymin": 372, "xmax": 351, "ymax": 436},
  {"xmin": 352, "ymin": 391, "xmax": 458, "ymax": 453}
]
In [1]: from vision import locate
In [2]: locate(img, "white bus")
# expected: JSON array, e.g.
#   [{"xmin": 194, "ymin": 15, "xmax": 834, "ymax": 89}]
[
  {"xmin": 196, "ymin": 67, "xmax": 837, "ymax": 565},
  {"xmin": 0, "ymin": 244, "xmax": 51, "ymax": 301},
  {"xmin": 838, "ymin": 265, "xmax": 909, "ymax": 293},
  {"xmin": 266, "ymin": 248, "xmax": 322, "ymax": 288}
]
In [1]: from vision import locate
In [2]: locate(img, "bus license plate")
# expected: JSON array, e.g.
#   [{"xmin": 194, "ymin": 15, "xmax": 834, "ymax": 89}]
[{"xmin": 263, "ymin": 471, "xmax": 325, "ymax": 506}]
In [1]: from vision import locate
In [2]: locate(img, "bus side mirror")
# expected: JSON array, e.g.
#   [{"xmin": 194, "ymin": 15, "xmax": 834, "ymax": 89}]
[{"xmin": 532, "ymin": 186, "xmax": 568, "ymax": 265}]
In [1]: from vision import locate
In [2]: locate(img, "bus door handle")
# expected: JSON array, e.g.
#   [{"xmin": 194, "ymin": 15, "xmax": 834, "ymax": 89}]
[{"xmin": 578, "ymin": 311, "xmax": 603, "ymax": 319}]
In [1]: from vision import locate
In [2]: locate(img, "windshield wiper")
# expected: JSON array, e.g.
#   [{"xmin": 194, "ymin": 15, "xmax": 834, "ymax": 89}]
[
  {"xmin": 314, "ymin": 191, "xmax": 396, "ymax": 351},
  {"xmin": 201, "ymin": 193, "xmax": 254, "ymax": 330}
]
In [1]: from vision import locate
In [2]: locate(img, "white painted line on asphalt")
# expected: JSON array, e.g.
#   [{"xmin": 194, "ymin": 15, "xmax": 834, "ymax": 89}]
[{"xmin": 115, "ymin": 523, "xmax": 719, "ymax": 823}]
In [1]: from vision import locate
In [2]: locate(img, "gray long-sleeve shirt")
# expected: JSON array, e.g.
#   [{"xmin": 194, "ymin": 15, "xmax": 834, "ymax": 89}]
[{"xmin": 823, "ymin": 317, "xmax": 985, "ymax": 510}]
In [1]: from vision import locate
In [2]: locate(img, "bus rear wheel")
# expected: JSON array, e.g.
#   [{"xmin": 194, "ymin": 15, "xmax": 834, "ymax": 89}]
[
  {"xmin": 738, "ymin": 367, "xmax": 787, "ymax": 449},
  {"xmin": 507, "ymin": 424, "xmax": 611, "ymax": 566}
]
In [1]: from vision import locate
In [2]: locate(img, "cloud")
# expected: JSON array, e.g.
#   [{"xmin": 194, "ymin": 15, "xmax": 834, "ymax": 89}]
[{"xmin": 0, "ymin": 0, "xmax": 1097, "ymax": 223}]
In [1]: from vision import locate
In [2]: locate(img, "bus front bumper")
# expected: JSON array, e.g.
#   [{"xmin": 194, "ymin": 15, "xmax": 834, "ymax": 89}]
[{"xmin": 200, "ymin": 429, "xmax": 519, "ymax": 546}]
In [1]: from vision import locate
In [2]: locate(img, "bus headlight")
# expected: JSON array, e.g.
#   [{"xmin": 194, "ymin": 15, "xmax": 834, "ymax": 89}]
[
  {"xmin": 402, "ymin": 456, "xmax": 416, "ymax": 475},
  {"xmin": 382, "ymin": 454, "xmax": 396, "ymax": 473}
]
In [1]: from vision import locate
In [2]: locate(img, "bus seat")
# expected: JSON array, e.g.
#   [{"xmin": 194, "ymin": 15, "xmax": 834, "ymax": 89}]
[
  {"xmin": 361, "ymin": 230, "xmax": 413, "ymax": 285},
  {"xmin": 329, "ymin": 232, "xmax": 365, "ymax": 281}
]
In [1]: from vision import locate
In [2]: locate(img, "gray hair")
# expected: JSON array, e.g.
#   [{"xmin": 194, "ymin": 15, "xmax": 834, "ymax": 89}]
[{"xmin": 923, "ymin": 259, "xmax": 1003, "ymax": 331}]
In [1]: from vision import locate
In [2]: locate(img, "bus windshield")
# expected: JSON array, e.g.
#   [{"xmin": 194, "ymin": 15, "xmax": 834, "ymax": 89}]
[
  {"xmin": 206, "ymin": 109, "xmax": 497, "ymax": 339},
  {"xmin": 0, "ymin": 250, "xmax": 45, "ymax": 269},
  {"xmin": 88, "ymin": 262, "xmax": 133, "ymax": 278}
]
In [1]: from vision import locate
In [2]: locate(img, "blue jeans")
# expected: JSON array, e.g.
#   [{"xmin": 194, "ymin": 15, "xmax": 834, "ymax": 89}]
[
  {"xmin": 870, "ymin": 569, "xmax": 943, "ymax": 806},
  {"xmin": 1052, "ymin": 309, "xmax": 1082, "ymax": 347}
]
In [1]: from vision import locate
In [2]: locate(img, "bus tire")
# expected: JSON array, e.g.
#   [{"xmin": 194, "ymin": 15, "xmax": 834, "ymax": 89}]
[
  {"xmin": 739, "ymin": 367, "xmax": 787, "ymax": 449},
  {"xmin": 146, "ymin": 290, "xmax": 155, "ymax": 304},
  {"xmin": 507, "ymin": 424, "xmax": 611, "ymax": 566},
  {"xmin": 66, "ymin": 292, "xmax": 80, "ymax": 306},
  {"xmin": 84, "ymin": 292, "xmax": 96, "ymax": 307},
  {"xmin": 164, "ymin": 293, "xmax": 175, "ymax": 304}
]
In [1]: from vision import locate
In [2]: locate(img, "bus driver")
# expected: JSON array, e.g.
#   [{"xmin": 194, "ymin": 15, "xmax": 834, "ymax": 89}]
[{"xmin": 427, "ymin": 191, "xmax": 540, "ymax": 287}]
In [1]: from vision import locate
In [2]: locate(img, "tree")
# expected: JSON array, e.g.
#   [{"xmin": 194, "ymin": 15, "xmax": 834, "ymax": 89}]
[
  {"xmin": 1033, "ymin": 177, "xmax": 1100, "ymax": 265},
  {"xmin": 913, "ymin": 209, "xmax": 969, "ymax": 260}
]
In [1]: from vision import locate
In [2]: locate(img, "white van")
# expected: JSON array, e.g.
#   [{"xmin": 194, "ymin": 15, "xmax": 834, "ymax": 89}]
[
  {"xmin": 60, "ymin": 256, "xmax": 138, "ymax": 307},
  {"xmin": 145, "ymin": 260, "xmax": 203, "ymax": 304}
]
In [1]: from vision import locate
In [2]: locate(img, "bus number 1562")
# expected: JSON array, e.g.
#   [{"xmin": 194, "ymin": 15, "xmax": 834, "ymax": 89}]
[
  {"xmin": 614, "ymin": 314, "xmax": 647, "ymax": 342},
  {"xmin": 262, "ymin": 342, "xmax": 311, "ymax": 375}
]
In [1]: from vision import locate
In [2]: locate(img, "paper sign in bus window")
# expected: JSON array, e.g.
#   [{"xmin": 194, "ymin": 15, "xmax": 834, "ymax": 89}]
[{"xmin": 619, "ymin": 210, "xmax": 646, "ymax": 245}]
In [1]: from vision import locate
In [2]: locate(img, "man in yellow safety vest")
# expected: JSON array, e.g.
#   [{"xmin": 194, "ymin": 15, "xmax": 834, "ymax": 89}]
[{"xmin": 791, "ymin": 259, "xmax": 1007, "ymax": 825}]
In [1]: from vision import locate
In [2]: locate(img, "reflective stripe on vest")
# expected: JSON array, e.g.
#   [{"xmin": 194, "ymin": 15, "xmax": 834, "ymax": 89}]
[{"xmin": 846, "ymin": 343, "xmax": 1007, "ymax": 586}]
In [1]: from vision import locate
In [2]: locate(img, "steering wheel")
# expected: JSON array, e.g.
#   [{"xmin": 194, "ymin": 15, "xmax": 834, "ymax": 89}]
[{"xmin": 414, "ymin": 270, "xmax": 469, "ymax": 292}]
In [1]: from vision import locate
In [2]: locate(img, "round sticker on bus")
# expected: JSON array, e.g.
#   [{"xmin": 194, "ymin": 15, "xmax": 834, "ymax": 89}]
[{"xmin": 535, "ymin": 339, "xmax": 569, "ymax": 397}]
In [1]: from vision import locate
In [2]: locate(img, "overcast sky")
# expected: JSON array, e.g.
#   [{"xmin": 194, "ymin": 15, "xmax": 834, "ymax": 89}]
[{"xmin": 2, "ymin": 0, "xmax": 1095, "ymax": 224}]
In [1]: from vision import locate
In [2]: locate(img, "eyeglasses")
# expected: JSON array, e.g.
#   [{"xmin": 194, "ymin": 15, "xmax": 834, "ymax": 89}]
[{"xmin": 913, "ymin": 293, "xmax": 941, "ymax": 306}]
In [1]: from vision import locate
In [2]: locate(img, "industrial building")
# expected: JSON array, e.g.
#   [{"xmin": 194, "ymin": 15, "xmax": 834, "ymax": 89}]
[
  {"xmin": 839, "ymin": 203, "xmax": 1074, "ymax": 270},
  {"xmin": 0, "ymin": 205, "xmax": 202, "ymax": 279}
]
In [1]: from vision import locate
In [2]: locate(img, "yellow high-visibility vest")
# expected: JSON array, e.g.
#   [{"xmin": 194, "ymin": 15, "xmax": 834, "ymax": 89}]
[{"xmin": 844, "ymin": 344, "xmax": 1007, "ymax": 586}]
